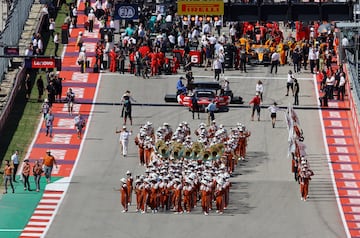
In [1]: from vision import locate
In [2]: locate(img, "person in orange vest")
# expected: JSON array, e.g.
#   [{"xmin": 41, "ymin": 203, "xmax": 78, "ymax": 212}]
[
  {"xmin": 109, "ymin": 47, "xmax": 117, "ymax": 72},
  {"xmin": 3, "ymin": 160, "xmax": 15, "ymax": 194},
  {"xmin": 120, "ymin": 178, "xmax": 129, "ymax": 212}
]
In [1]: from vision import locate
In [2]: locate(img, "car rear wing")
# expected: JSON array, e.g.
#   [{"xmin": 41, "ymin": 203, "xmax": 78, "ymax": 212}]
[{"xmin": 190, "ymin": 82, "xmax": 222, "ymax": 90}]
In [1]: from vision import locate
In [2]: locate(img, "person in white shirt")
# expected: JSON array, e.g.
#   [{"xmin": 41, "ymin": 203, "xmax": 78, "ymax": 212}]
[
  {"xmin": 168, "ymin": 34, "xmax": 175, "ymax": 48},
  {"xmin": 116, "ymin": 126, "xmax": 133, "ymax": 157},
  {"xmin": 87, "ymin": 9, "xmax": 96, "ymax": 32},
  {"xmin": 37, "ymin": 37, "xmax": 44, "ymax": 55},
  {"xmin": 77, "ymin": 47, "xmax": 87, "ymax": 73},
  {"xmin": 165, "ymin": 14, "xmax": 172, "ymax": 23},
  {"xmin": 54, "ymin": 32, "xmax": 59, "ymax": 57},
  {"xmin": 341, "ymin": 35, "xmax": 349, "ymax": 47},
  {"xmin": 49, "ymin": 18, "xmax": 55, "ymax": 38},
  {"xmin": 218, "ymin": 49, "xmax": 225, "ymax": 75},
  {"xmin": 270, "ymin": 51, "xmax": 280, "ymax": 74},
  {"xmin": 215, "ymin": 19, "xmax": 222, "ymax": 36},
  {"xmin": 286, "ymin": 70, "xmax": 295, "ymax": 96},
  {"xmin": 308, "ymin": 48, "xmax": 317, "ymax": 74},
  {"xmin": 177, "ymin": 34, "xmax": 185, "ymax": 48},
  {"xmin": 213, "ymin": 56, "xmax": 222, "ymax": 81},
  {"xmin": 268, "ymin": 102, "xmax": 280, "ymax": 128},
  {"xmin": 255, "ymin": 80, "xmax": 264, "ymax": 101},
  {"xmin": 326, "ymin": 72, "xmax": 336, "ymax": 99},
  {"xmin": 202, "ymin": 22, "xmax": 210, "ymax": 35},
  {"xmin": 156, "ymin": 11, "xmax": 162, "ymax": 22},
  {"xmin": 338, "ymin": 73, "xmax": 346, "ymax": 101},
  {"xmin": 11, "ymin": 150, "xmax": 19, "ymax": 182},
  {"xmin": 229, "ymin": 25, "xmax": 237, "ymax": 43},
  {"xmin": 72, "ymin": 6, "xmax": 78, "ymax": 28}
]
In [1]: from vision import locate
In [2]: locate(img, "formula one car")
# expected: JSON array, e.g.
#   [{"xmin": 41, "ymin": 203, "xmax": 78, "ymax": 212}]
[
  {"xmin": 248, "ymin": 45, "xmax": 271, "ymax": 65},
  {"xmin": 164, "ymin": 82, "xmax": 243, "ymax": 111}
]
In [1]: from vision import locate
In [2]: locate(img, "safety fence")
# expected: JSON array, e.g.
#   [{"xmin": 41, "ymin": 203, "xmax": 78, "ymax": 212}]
[
  {"xmin": 0, "ymin": 0, "xmax": 33, "ymax": 82},
  {"xmin": 345, "ymin": 50, "xmax": 360, "ymax": 146},
  {"xmin": 0, "ymin": 1, "xmax": 47, "ymax": 134}
]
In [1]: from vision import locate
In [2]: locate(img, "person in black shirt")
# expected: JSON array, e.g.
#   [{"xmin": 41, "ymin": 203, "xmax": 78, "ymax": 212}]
[
  {"xmin": 120, "ymin": 90, "xmax": 137, "ymax": 126},
  {"xmin": 191, "ymin": 94, "xmax": 200, "ymax": 120}
]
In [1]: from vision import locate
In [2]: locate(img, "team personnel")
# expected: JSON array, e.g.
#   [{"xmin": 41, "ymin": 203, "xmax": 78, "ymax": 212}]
[
  {"xmin": 206, "ymin": 100, "xmax": 216, "ymax": 126},
  {"xmin": 270, "ymin": 51, "xmax": 280, "ymax": 74},
  {"xmin": 74, "ymin": 113, "xmax": 86, "ymax": 139},
  {"xmin": 42, "ymin": 150, "xmax": 58, "ymax": 183},
  {"xmin": 11, "ymin": 150, "xmax": 19, "ymax": 182},
  {"xmin": 33, "ymin": 160, "xmax": 43, "ymax": 192},
  {"xmin": 3, "ymin": 160, "xmax": 15, "ymax": 194},
  {"xmin": 249, "ymin": 93, "xmax": 261, "ymax": 121},
  {"xmin": 66, "ymin": 88, "xmax": 75, "ymax": 116},
  {"xmin": 120, "ymin": 90, "xmax": 136, "ymax": 126},
  {"xmin": 293, "ymin": 78, "xmax": 300, "ymax": 105},
  {"xmin": 191, "ymin": 94, "xmax": 200, "ymax": 120}
]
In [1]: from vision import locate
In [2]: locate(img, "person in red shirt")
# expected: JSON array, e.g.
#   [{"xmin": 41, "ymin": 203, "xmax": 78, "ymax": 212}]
[
  {"xmin": 249, "ymin": 92, "xmax": 261, "ymax": 121},
  {"xmin": 109, "ymin": 47, "xmax": 117, "ymax": 72},
  {"xmin": 95, "ymin": 41, "xmax": 104, "ymax": 69},
  {"xmin": 129, "ymin": 50, "xmax": 135, "ymax": 74}
]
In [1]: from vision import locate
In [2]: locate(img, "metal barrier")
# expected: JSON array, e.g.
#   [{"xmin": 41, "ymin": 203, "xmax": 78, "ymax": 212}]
[
  {"xmin": 0, "ymin": 1, "xmax": 46, "ymax": 134},
  {"xmin": 0, "ymin": 0, "xmax": 33, "ymax": 82},
  {"xmin": 345, "ymin": 50, "xmax": 360, "ymax": 145}
]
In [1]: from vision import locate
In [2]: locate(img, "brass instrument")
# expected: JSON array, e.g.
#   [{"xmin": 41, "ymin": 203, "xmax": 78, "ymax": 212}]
[
  {"xmin": 184, "ymin": 147, "xmax": 193, "ymax": 159},
  {"xmin": 171, "ymin": 142, "xmax": 184, "ymax": 160},
  {"xmin": 209, "ymin": 143, "xmax": 224, "ymax": 160},
  {"xmin": 191, "ymin": 142, "xmax": 203, "ymax": 160},
  {"xmin": 155, "ymin": 140, "xmax": 165, "ymax": 151},
  {"xmin": 201, "ymin": 149, "xmax": 211, "ymax": 161},
  {"xmin": 158, "ymin": 144, "xmax": 170, "ymax": 159}
]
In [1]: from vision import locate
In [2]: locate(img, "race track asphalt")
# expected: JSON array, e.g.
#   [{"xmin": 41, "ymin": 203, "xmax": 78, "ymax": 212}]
[{"xmin": 45, "ymin": 64, "xmax": 346, "ymax": 238}]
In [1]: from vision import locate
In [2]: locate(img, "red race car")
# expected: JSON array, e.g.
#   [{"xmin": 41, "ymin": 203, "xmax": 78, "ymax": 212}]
[
  {"xmin": 165, "ymin": 82, "xmax": 243, "ymax": 110},
  {"xmin": 177, "ymin": 82, "xmax": 231, "ymax": 111}
]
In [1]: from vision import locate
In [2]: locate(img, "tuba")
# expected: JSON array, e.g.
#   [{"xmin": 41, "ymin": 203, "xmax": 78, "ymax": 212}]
[
  {"xmin": 209, "ymin": 143, "xmax": 224, "ymax": 160},
  {"xmin": 201, "ymin": 149, "xmax": 212, "ymax": 161},
  {"xmin": 183, "ymin": 147, "xmax": 193, "ymax": 159},
  {"xmin": 158, "ymin": 144, "xmax": 170, "ymax": 159},
  {"xmin": 171, "ymin": 142, "xmax": 184, "ymax": 160},
  {"xmin": 155, "ymin": 140, "xmax": 166, "ymax": 151},
  {"xmin": 191, "ymin": 142, "xmax": 203, "ymax": 160}
]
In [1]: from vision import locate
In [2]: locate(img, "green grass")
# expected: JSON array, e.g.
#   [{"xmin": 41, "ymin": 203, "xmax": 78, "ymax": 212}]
[{"xmin": 0, "ymin": 4, "xmax": 68, "ymax": 184}]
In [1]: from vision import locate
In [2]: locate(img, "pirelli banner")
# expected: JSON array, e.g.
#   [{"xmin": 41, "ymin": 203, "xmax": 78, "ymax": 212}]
[{"xmin": 177, "ymin": 0, "xmax": 224, "ymax": 16}]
